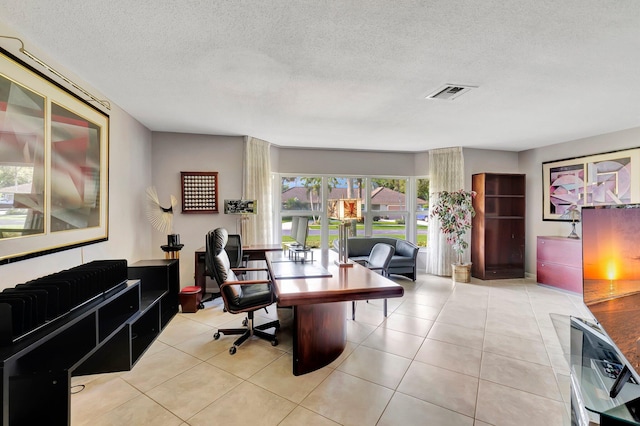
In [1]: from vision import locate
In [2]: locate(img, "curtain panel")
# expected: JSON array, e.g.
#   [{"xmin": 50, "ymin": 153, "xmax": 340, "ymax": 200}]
[
  {"xmin": 426, "ymin": 147, "xmax": 465, "ymax": 276},
  {"xmin": 243, "ymin": 136, "xmax": 273, "ymax": 245}
]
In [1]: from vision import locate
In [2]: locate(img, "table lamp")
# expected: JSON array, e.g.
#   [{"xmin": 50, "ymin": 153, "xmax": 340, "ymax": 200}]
[
  {"xmin": 330, "ymin": 198, "xmax": 362, "ymax": 267},
  {"xmin": 560, "ymin": 204, "xmax": 580, "ymax": 239}
]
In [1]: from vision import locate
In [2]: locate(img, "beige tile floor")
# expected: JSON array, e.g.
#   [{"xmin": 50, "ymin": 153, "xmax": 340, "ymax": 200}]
[{"xmin": 71, "ymin": 272, "xmax": 589, "ymax": 426}]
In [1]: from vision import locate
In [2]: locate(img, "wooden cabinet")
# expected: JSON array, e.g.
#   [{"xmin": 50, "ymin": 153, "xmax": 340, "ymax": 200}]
[
  {"xmin": 536, "ymin": 236, "xmax": 582, "ymax": 293},
  {"xmin": 471, "ymin": 173, "xmax": 525, "ymax": 279},
  {"xmin": 0, "ymin": 259, "xmax": 178, "ymax": 425}
]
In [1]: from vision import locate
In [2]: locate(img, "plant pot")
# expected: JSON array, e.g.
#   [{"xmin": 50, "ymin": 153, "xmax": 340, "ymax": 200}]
[{"xmin": 452, "ymin": 263, "xmax": 472, "ymax": 283}]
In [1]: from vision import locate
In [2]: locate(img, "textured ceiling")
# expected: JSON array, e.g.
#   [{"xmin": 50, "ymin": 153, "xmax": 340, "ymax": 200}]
[{"xmin": 1, "ymin": 1, "xmax": 639, "ymax": 152}]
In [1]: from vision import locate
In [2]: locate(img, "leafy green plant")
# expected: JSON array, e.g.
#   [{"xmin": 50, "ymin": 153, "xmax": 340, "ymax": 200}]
[{"xmin": 431, "ymin": 190, "xmax": 476, "ymax": 265}]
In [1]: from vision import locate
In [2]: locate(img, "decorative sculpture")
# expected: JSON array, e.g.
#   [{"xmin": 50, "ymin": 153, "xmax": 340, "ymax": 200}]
[{"xmin": 145, "ymin": 186, "xmax": 177, "ymax": 236}]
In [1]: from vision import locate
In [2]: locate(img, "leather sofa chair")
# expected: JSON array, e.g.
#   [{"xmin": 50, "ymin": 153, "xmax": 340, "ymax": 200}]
[{"xmin": 342, "ymin": 237, "xmax": 419, "ymax": 281}]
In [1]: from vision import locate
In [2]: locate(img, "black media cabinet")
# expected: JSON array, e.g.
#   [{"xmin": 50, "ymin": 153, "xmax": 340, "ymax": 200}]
[{"xmin": 0, "ymin": 259, "xmax": 179, "ymax": 425}]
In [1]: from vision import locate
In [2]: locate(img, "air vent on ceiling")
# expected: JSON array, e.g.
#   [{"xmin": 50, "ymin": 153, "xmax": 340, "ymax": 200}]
[{"xmin": 426, "ymin": 84, "xmax": 477, "ymax": 101}]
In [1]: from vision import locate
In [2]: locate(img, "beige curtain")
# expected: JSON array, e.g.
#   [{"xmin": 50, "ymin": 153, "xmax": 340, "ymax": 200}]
[
  {"xmin": 242, "ymin": 136, "xmax": 273, "ymax": 245},
  {"xmin": 426, "ymin": 147, "xmax": 465, "ymax": 276}
]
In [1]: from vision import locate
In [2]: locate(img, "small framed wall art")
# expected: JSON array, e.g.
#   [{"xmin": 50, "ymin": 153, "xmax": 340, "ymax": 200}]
[{"xmin": 181, "ymin": 171, "xmax": 219, "ymax": 213}]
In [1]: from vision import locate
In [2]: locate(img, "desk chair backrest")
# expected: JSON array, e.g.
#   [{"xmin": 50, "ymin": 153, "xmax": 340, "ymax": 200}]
[
  {"xmin": 206, "ymin": 228, "xmax": 242, "ymax": 304},
  {"xmin": 226, "ymin": 233, "xmax": 245, "ymax": 268},
  {"xmin": 368, "ymin": 243, "xmax": 395, "ymax": 276},
  {"xmin": 206, "ymin": 227, "xmax": 274, "ymax": 313}
]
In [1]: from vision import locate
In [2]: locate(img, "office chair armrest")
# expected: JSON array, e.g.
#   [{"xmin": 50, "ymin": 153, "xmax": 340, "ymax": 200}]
[
  {"xmin": 219, "ymin": 279, "xmax": 272, "ymax": 289},
  {"xmin": 231, "ymin": 267, "xmax": 270, "ymax": 273}
]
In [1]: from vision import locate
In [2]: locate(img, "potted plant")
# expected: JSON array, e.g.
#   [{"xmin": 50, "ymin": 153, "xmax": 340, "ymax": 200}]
[{"xmin": 431, "ymin": 189, "xmax": 476, "ymax": 282}]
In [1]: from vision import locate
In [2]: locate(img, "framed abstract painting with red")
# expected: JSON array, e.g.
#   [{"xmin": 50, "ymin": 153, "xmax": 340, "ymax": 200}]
[{"xmin": 0, "ymin": 49, "xmax": 109, "ymax": 264}]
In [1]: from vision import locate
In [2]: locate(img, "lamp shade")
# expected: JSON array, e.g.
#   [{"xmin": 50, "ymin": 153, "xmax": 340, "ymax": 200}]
[
  {"xmin": 560, "ymin": 204, "xmax": 580, "ymax": 221},
  {"xmin": 224, "ymin": 199, "xmax": 257, "ymax": 214},
  {"xmin": 329, "ymin": 199, "xmax": 362, "ymax": 220}
]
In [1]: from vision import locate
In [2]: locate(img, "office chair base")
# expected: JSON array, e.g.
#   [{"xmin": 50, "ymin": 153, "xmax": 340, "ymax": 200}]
[{"xmin": 214, "ymin": 317, "xmax": 280, "ymax": 354}]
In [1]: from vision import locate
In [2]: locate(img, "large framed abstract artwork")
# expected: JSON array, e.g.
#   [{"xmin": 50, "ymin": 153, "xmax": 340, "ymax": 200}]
[
  {"xmin": 542, "ymin": 148, "xmax": 640, "ymax": 221},
  {"xmin": 0, "ymin": 50, "xmax": 109, "ymax": 264}
]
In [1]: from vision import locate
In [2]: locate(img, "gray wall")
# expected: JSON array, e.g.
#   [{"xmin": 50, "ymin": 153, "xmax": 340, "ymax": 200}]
[
  {"xmin": 519, "ymin": 126, "xmax": 640, "ymax": 276},
  {"xmin": 0, "ymin": 23, "xmax": 154, "ymax": 289},
  {"xmin": 276, "ymin": 146, "xmax": 417, "ymax": 176},
  {"xmin": 150, "ymin": 133, "xmax": 246, "ymax": 286},
  {"xmin": 0, "ymin": 80, "xmax": 154, "ymax": 288},
  {"xmin": 0, "ymin": 87, "xmax": 151, "ymax": 288}
]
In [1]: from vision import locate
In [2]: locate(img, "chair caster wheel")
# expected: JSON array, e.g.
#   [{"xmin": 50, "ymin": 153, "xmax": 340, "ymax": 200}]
[
  {"xmin": 199, "ymin": 303, "xmax": 205, "ymax": 309},
  {"xmin": 214, "ymin": 332, "xmax": 221, "ymax": 340},
  {"xmin": 229, "ymin": 346, "xmax": 237, "ymax": 355},
  {"xmin": 271, "ymin": 339, "xmax": 278, "ymax": 346}
]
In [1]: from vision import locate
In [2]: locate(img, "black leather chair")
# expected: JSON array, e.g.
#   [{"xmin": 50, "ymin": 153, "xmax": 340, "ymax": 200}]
[
  {"xmin": 202, "ymin": 232, "xmax": 248, "ymax": 305},
  {"xmin": 207, "ymin": 228, "xmax": 279, "ymax": 354},
  {"xmin": 226, "ymin": 233, "xmax": 249, "ymax": 269},
  {"xmin": 352, "ymin": 243, "xmax": 395, "ymax": 320}
]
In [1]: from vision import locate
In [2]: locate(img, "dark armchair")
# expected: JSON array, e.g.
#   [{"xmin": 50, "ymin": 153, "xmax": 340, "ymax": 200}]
[{"xmin": 206, "ymin": 228, "xmax": 279, "ymax": 354}]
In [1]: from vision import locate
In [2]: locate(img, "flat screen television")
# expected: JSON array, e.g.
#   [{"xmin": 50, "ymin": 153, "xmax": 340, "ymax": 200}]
[{"xmin": 582, "ymin": 204, "xmax": 640, "ymax": 374}]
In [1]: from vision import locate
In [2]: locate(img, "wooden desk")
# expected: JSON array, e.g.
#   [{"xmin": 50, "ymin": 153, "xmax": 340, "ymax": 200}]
[
  {"xmin": 194, "ymin": 244, "xmax": 283, "ymax": 291},
  {"xmin": 269, "ymin": 249, "xmax": 404, "ymax": 375}
]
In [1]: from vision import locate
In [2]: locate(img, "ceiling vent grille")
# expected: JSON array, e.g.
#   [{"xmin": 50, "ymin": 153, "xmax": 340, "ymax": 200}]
[{"xmin": 426, "ymin": 84, "xmax": 477, "ymax": 101}]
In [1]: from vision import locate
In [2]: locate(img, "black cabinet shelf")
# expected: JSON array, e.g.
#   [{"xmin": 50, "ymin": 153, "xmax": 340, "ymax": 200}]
[
  {"xmin": 141, "ymin": 290, "xmax": 165, "ymax": 311},
  {"xmin": 132, "ymin": 302, "xmax": 161, "ymax": 364},
  {"xmin": 97, "ymin": 282, "xmax": 140, "ymax": 341},
  {"xmin": 0, "ymin": 259, "xmax": 179, "ymax": 426},
  {"xmin": 129, "ymin": 260, "xmax": 180, "ymax": 333}
]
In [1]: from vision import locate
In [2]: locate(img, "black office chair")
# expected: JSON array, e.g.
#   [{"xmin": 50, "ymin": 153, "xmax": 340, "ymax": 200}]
[
  {"xmin": 202, "ymin": 233, "xmax": 248, "ymax": 305},
  {"xmin": 226, "ymin": 233, "xmax": 249, "ymax": 269},
  {"xmin": 352, "ymin": 243, "xmax": 395, "ymax": 320},
  {"xmin": 207, "ymin": 228, "xmax": 279, "ymax": 354}
]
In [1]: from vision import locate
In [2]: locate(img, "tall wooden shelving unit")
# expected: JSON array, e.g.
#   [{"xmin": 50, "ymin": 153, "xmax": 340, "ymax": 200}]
[{"xmin": 471, "ymin": 173, "xmax": 526, "ymax": 279}]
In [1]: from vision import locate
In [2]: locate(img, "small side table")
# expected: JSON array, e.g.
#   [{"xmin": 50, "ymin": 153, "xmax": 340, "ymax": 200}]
[{"xmin": 161, "ymin": 244, "xmax": 184, "ymax": 259}]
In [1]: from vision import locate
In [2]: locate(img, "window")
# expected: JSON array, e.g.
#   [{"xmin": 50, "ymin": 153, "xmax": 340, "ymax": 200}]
[
  {"xmin": 280, "ymin": 176, "xmax": 324, "ymax": 248},
  {"xmin": 276, "ymin": 174, "xmax": 428, "ymax": 249},
  {"xmin": 370, "ymin": 178, "xmax": 408, "ymax": 240},
  {"xmin": 416, "ymin": 178, "xmax": 429, "ymax": 247}
]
